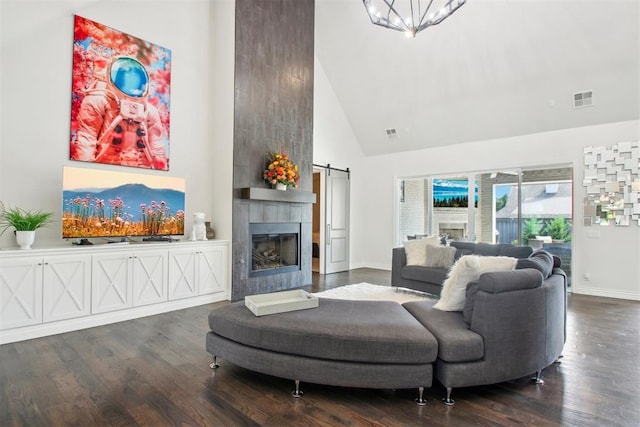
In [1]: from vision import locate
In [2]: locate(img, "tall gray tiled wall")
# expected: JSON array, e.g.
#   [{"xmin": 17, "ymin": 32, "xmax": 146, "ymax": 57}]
[{"xmin": 231, "ymin": 0, "xmax": 315, "ymax": 301}]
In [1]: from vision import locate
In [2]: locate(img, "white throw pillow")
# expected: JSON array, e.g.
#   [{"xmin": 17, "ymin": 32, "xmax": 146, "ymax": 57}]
[
  {"xmin": 403, "ymin": 236, "xmax": 440, "ymax": 266},
  {"xmin": 434, "ymin": 255, "xmax": 518, "ymax": 311}
]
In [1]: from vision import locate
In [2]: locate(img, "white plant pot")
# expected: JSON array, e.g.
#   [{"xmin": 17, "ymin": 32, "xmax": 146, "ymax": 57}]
[
  {"xmin": 275, "ymin": 183, "xmax": 287, "ymax": 191},
  {"xmin": 15, "ymin": 230, "xmax": 36, "ymax": 250}
]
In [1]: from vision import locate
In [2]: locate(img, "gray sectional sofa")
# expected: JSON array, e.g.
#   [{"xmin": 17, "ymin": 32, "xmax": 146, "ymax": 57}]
[
  {"xmin": 392, "ymin": 241, "xmax": 534, "ymax": 295},
  {"xmin": 404, "ymin": 260, "xmax": 567, "ymax": 404},
  {"xmin": 206, "ymin": 249, "xmax": 567, "ymax": 405}
]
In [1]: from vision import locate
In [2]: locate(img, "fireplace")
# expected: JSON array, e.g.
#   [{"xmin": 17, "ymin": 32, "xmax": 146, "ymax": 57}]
[
  {"xmin": 438, "ymin": 222, "xmax": 467, "ymax": 240},
  {"xmin": 249, "ymin": 223, "xmax": 301, "ymax": 277}
]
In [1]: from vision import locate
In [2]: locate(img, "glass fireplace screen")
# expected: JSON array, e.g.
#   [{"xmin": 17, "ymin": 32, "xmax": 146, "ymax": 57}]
[{"xmin": 250, "ymin": 223, "xmax": 300, "ymax": 276}]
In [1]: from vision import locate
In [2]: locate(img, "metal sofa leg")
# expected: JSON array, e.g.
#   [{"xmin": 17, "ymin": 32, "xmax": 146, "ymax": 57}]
[
  {"xmin": 291, "ymin": 379, "xmax": 304, "ymax": 398},
  {"xmin": 532, "ymin": 369, "xmax": 544, "ymax": 384},
  {"xmin": 443, "ymin": 387, "xmax": 455, "ymax": 406},
  {"xmin": 209, "ymin": 355, "xmax": 220, "ymax": 369},
  {"xmin": 415, "ymin": 386, "xmax": 427, "ymax": 406}
]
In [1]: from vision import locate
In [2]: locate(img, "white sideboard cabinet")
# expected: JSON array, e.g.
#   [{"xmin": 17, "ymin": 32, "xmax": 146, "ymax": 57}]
[{"xmin": 0, "ymin": 240, "xmax": 230, "ymax": 344}]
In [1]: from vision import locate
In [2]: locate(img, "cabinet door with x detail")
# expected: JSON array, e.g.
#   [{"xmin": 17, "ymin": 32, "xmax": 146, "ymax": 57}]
[
  {"xmin": 43, "ymin": 254, "xmax": 91, "ymax": 322},
  {"xmin": 168, "ymin": 248, "xmax": 198, "ymax": 300},
  {"xmin": 92, "ymin": 252, "xmax": 133, "ymax": 314},
  {"xmin": 0, "ymin": 256, "xmax": 43, "ymax": 330}
]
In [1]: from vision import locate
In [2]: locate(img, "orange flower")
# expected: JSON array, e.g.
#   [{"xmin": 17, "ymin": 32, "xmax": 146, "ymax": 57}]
[{"xmin": 263, "ymin": 151, "xmax": 300, "ymax": 187}]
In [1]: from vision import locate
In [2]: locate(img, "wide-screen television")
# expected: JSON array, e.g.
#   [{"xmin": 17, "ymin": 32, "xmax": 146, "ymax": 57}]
[{"xmin": 62, "ymin": 166, "xmax": 185, "ymax": 240}]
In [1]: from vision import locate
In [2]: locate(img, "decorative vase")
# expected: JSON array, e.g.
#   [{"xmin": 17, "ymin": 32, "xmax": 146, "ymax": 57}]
[
  {"xmin": 15, "ymin": 230, "xmax": 36, "ymax": 250},
  {"xmin": 205, "ymin": 221, "xmax": 216, "ymax": 239},
  {"xmin": 275, "ymin": 183, "xmax": 287, "ymax": 191}
]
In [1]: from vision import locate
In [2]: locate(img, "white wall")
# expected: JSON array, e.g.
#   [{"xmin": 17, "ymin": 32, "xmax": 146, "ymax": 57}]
[
  {"xmin": 208, "ymin": 0, "xmax": 235, "ymax": 243},
  {"xmin": 0, "ymin": 0, "xmax": 235, "ymax": 248},
  {"xmin": 349, "ymin": 121, "xmax": 640, "ymax": 300},
  {"xmin": 312, "ymin": 57, "xmax": 364, "ymax": 170}
]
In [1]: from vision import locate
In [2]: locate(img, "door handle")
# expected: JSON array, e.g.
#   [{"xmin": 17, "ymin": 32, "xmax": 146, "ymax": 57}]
[{"xmin": 326, "ymin": 224, "xmax": 330, "ymax": 245}]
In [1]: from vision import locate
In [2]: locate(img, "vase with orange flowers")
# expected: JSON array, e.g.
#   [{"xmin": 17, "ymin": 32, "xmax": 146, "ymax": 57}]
[{"xmin": 262, "ymin": 152, "xmax": 299, "ymax": 190}]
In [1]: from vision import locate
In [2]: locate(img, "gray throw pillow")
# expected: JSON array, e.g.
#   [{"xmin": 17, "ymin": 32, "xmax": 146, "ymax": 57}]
[
  {"xmin": 403, "ymin": 235, "xmax": 440, "ymax": 266},
  {"xmin": 516, "ymin": 249, "xmax": 554, "ymax": 278},
  {"xmin": 424, "ymin": 245, "xmax": 457, "ymax": 269}
]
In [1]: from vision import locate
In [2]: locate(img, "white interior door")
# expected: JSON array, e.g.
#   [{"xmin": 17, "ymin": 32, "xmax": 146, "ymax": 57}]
[{"xmin": 324, "ymin": 168, "xmax": 350, "ymax": 274}]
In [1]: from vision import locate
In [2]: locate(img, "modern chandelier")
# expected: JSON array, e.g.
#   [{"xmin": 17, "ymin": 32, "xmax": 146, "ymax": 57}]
[{"xmin": 362, "ymin": 0, "xmax": 467, "ymax": 37}]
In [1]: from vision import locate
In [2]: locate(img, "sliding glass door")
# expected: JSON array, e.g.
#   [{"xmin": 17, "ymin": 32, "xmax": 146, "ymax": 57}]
[{"xmin": 397, "ymin": 164, "xmax": 573, "ymax": 284}]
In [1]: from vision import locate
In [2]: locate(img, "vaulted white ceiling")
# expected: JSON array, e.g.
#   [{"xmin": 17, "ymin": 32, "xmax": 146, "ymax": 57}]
[{"xmin": 315, "ymin": 0, "xmax": 640, "ymax": 156}]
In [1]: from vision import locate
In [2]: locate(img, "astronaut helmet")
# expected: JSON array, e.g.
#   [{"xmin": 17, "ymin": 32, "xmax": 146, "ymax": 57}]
[{"xmin": 108, "ymin": 57, "xmax": 149, "ymax": 98}]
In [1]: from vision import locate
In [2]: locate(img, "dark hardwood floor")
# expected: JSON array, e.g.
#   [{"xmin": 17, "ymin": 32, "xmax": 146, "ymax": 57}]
[{"xmin": 1, "ymin": 268, "xmax": 639, "ymax": 426}]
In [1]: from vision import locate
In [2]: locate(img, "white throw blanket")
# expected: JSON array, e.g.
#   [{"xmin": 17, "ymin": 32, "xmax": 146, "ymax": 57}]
[{"xmin": 434, "ymin": 255, "xmax": 517, "ymax": 311}]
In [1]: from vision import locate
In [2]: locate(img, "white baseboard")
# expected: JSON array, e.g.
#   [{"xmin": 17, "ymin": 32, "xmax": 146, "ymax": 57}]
[
  {"xmin": 0, "ymin": 292, "xmax": 229, "ymax": 345},
  {"xmin": 572, "ymin": 286, "xmax": 640, "ymax": 301},
  {"xmin": 348, "ymin": 261, "xmax": 391, "ymax": 271}
]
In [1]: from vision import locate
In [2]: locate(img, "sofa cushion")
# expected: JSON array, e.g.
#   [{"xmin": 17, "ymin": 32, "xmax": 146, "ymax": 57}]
[
  {"xmin": 403, "ymin": 235, "xmax": 440, "ymax": 266},
  {"xmin": 403, "ymin": 300, "xmax": 484, "ymax": 363},
  {"xmin": 402, "ymin": 265, "xmax": 449, "ymax": 286},
  {"xmin": 473, "ymin": 242, "xmax": 501, "ymax": 256},
  {"xmin": 208, "ymin": 298, "xmax": 439, "ymax": 364},
  {"xmin": 449, "ymin": 241, "xmax": 475, "ymax": 260},
  {"xmin": 516, "ymin": 249, "xmax": 554, "ymax": 278},
  {"xmin": 449, "ymin": 241, "xmax": 475, "ymax": 250},
  {"xmin": 478, "ymin": 269, "xmax": 544, "ymax": 293},
  {"xmin": 454, "ymin": 248, "xmax": 473, "ymax": 260},
  {"xmin": 449, "ymin": 241, "xmax": 533, "ymax": 260},
  {"xmin": 498, "ymin": 244, "xmax": 533, "ymax": 259},
  {"xmin": 423, "ymin": 245, "xmax": 457, "ymax": 269}
]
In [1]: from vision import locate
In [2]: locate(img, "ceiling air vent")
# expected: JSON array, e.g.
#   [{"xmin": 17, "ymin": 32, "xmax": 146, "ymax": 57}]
[
  {"xmin": 573, "ymin": 90, "xmax": 593, "ymax": 108},
  {"xmin": 386, "ymin": 128, "xmax": 398, "ymax": 139}
]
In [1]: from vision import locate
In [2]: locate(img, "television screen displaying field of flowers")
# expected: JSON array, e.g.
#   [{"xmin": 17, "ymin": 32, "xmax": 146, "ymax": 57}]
[{"xmin": 62, "ymin": 167, "xmax": 185, "ymax": 239}]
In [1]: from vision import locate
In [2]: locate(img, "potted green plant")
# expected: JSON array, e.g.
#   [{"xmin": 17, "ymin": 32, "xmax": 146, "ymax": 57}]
[
  {"xmin": 543, "ymin": 217, "xmax": 572, "ymax": 243},
  {"xmin": 522, "ymin": 217, "xmax": 542, "ymax": 242},
  {"xmin": 0, "ymin": 201, "xmax": 53, "ymax": 249}
]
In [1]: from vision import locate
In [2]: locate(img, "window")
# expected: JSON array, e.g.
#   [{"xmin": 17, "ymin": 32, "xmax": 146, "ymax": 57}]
[{"xmin": 397, "ymin": 165, "xmax": 573, "ymax": 284}]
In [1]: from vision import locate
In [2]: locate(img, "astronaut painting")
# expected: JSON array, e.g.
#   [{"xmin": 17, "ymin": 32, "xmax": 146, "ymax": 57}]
[{"xmin": 69, "ymin": 16, "xmax": 172, "ymax": 170}]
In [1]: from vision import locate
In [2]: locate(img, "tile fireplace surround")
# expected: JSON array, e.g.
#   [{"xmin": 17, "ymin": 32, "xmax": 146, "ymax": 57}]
[{"xmin": 231, "ymin": 188, "xmax": 315, "ymax": 301}]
